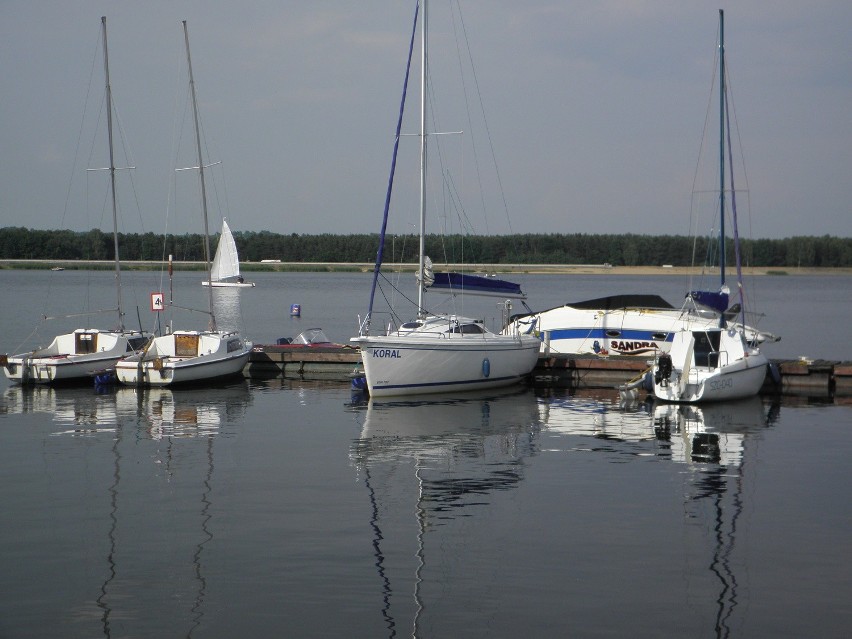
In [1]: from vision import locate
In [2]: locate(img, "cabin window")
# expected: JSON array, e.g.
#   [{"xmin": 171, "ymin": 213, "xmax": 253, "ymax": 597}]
[
  {"xmin": 447, "ymin": 323, "xmax": 485, "ymax": 334},
  {"xmin": 75, "ymin": 332, "xmax": 98, "ymax": 354},
  {"xmin": 175, "ymin": 334, "xmax": 199, "ymax": 357},
  {"xmin": 400, "ymin": 321, "xmax": 422, "ymax": 330},
  {"xmin": 605, "ymin": 330, "xmax": 621, "ymax": 338},
  {"xmin": 227, "ymin": 338, "xmax": 243, "ymax": 353}
]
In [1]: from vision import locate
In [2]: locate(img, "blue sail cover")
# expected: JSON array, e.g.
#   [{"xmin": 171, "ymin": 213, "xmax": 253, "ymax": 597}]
[
  {"xmin": 428, "ymin": 272, "xmax": 526, "ymax": 299},
  {"xmin": 688, "ymin": 290, "xmax": 729, "ymax": 313}
]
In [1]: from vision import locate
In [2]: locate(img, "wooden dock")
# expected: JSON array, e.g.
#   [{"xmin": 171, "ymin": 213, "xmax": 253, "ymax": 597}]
[{"xmin": 246, "ymin": 345, "xmax": 852, "ymax": 400}]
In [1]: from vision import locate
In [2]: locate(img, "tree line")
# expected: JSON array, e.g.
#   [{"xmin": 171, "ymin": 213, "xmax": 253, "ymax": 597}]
[{"xmin": 1, "ymin": 226, "xmax": 850, "ymax": 268}]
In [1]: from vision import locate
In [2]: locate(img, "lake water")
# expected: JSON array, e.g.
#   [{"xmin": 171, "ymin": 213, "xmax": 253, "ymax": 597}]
[{"xmin": 1, "ymin": 270, "xmax": 851, "ymax": 638}]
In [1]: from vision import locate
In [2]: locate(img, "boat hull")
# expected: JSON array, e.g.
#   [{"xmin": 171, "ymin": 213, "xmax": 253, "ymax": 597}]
[
  {"xmin": 3, "ymin": 330, "xmax": 149, "ymax": 384},
  {"xmin": 508, "ymin": 304, "xmax": 775, "ymax": 357},
  {"xmin": 352, "ymin": 333, "xmax": 540, "ymax": 398},
  {"xmin": 114, "ymin": 331, "xmax": 251, "ymax": 387},
  {"xmin": 652, "ymin": 328, "xmax": 768, "ymax": 403},
  {"xmin": 654, "ymin": 356, "xmax": 768, "ymax": 403},
  {"xmin": 202, "ymin": 281, "xmax": 256, "ymax": 288}
]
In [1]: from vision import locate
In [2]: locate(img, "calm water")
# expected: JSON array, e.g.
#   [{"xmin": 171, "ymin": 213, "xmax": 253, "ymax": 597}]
[{"xmin": 1, "ymin": 270, "xmax": 851, "ymax": 638}]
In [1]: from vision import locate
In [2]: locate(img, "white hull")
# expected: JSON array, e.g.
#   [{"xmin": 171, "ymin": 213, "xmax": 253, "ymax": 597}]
[
  {"xmin": 352, "ymin": 317, "xmax": 540, "ymax": 398},
  {"xmin": 3, "ymin": 330, "xmax": 149, "ymax": 384},
  {"xmin": 508, "ymin": 302, "xmax": 776, "ymax": 357},
  {"xmin": 652, "ymin": 328, "xmax": 768, "ymax": 403},
  {"xmin": 114, "ymin": 330, "xmax": 251, "ymax": 387},
  {"xmin": 202, "ymin": 281, "xmax": 256, "ymax": 288}
]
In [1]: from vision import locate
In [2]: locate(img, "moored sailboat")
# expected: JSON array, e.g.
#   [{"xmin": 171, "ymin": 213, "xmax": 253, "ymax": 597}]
[
  {"xmin": 349, "ymin": 0, "xmax": 539, "ymax": 397},
  {"xmin": 2, "ymin": 17, "xmax": 149, "ymax": 384},
  {"xmin": 650, "ymin": 10, "xmax": 769, "ymax": 403},
  {"xmin": 114, "ymin": 21, "xmax": 251, "ymax": 387}
]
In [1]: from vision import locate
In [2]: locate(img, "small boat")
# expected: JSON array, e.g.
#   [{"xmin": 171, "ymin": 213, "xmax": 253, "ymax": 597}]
[
  {"xmin": 3, "ymin": 17, "xmax": 150, "ymax": 384},
  {"xmin": 201, "ymin": 218, "xmax": 255, "ymax": 287},
  {"xmin": 50, "ymin": 266, "xmax": 65, "ymax": 272},
  {"xmin": 350, "ymin": 0, "xmax": 540, "ymax": 397},
  {"xmin": 272, "ymin": 328, "xmax": 343, "ymax": 348},
  {"xmin": 650, "ymin": 10, "xmax": 769, "ymax": 403},
  {"xmin": 114, "ymin": 21, "xmax": 251, "ymax": 387}
]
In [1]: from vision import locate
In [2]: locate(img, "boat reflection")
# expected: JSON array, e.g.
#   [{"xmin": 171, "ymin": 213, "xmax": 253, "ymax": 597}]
[
  {"xmin": 350, "ymin": 388, "xmax": 542, "ymax": 637},
  {"xmin": 2, "ymin": 381, "xmax": 250, "ymax": 637},
  {"xmin": 112, "ymin": 381, "xmax": 252, "ymax": 439},
  {"xmin": 538, "ymin": 389, "xmax": 778, "ymax": 639},
  {"xmin": 2, "ymin": 380, "xmax": 252, "ymax": 439}
]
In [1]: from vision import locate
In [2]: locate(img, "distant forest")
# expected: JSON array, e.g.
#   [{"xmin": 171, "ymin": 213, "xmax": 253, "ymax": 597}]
[{"xmin": 1, "ymin": 227, "xmax": 850, "ymax": 268}]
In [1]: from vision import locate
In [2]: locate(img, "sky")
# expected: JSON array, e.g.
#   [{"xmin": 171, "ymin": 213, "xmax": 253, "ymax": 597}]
[{"xmin": 1, "ymin": 0, "xmax": 850, "ymax": 240}]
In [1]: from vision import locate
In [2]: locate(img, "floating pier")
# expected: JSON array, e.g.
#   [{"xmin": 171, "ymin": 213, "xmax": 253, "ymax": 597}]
[{"xmin": 246, "ymin": 346, "xmax": 852, "ymax": 400}]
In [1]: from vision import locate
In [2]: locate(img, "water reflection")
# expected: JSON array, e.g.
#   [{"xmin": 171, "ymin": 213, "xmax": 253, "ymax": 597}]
[
  {"xmin": 352, "ymin": 385, "xmax": 780, "ymax": 639},
  {"xmin": 2, "ymin": 382, "xmax": 251, "ymax": 637},
  {"xmin": 539, "ymin": 389, "xmax": 778, "ymax": 639},
  {"xmin": 211, "ymin": 286, "xmax": 246, "ymax": 333},
  {"xmin": 350, "ymin": 388, "xmax": 542, "ymax": 637},
  {"xmin": 3, "ymin": 381, "xmax": 252, "ymax": 439}
]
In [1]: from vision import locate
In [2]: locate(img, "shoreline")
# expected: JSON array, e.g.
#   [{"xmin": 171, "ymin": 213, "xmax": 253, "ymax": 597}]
[{"xmin": 0, "ymin": 259, "xmax": 849, "ymax": 276}]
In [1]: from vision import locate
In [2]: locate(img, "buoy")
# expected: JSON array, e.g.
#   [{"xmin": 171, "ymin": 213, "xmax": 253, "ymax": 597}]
[{"xmin": 290, "ymin": 303, "xmax": 301, "ymax": 317}]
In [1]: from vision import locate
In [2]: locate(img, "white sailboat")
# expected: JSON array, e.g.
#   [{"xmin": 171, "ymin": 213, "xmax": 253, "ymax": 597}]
[
  {"xmin": 201, "ymin": 218, "xmax": 255, "ymax": 287},
  {"xmin": 650, "ymin": 10, "xmax": 769, "ymax": 403},
  {"xmin": 2, "ymin": 17, "xmax": 149, "ymax": 384},
  {"xmin": 114, "ymin": 21, "xmax": 251, "ymax": 387},
  {"xmin": 350, "ymin": 0, "xmax": 540, "ymax": 398}
]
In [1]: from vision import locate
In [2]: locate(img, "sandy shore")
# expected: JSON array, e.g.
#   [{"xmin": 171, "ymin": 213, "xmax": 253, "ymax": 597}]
[{"xmin": 1, "ymin": 259, "xmax": 850, "ymax": 276}]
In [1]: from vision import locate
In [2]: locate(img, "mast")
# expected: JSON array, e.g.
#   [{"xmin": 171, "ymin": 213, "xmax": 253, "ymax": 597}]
[
  {"xmin": 101, "ymin": 16, "xmax": 124, "ymax": 331},
  {"xmin": 182, "ymin": 20, "xmax": 216, "ymax": 331},
  {"xmin": 363, "ymin": 3, "xmax": 419, "ymax": 335},
  {"xmin": 718, "ymin": 9, "xmax": 726, "ymax": 288},
  {"xmin": 417, "ymin": 0, "xmax": 428, "ymax": 317}
]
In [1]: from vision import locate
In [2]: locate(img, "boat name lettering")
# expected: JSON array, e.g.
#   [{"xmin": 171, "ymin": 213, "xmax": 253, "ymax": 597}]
[
  {"xmin": 610, "ymin": 340, "xmax": 661, "ymax": 354},
  {"xmin": 708, "ymin": 377, "xmax": 733, "ymax": 392},
  {"xmin": 372, "ymin": 348, "xmax": 401, "ymax": 359}
]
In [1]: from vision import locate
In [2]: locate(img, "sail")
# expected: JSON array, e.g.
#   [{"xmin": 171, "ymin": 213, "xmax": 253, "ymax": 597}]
[{"xmin": 210, "ymin": 219, "xmax": 241, "ymax": 282}]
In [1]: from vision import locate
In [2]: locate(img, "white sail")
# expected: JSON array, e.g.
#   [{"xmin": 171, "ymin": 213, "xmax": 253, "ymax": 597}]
[
  {"xmin": 203, "ymin": 218, "xmax": 255, "ymax": 287},
  {"xmin": 210, "ymin": 219, "xmax": 239, "ymax": 281}
]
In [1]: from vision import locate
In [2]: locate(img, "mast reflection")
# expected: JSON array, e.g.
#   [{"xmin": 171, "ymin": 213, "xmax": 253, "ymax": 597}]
[{"xmin": 350, "ymin": 388, "xmax": 542, "ymax": 637}]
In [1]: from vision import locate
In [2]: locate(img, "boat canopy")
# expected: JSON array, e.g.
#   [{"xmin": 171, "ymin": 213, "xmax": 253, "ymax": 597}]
[{"xmin": 427, "ymin": 272, "xmax": 526, "ymax": 299}]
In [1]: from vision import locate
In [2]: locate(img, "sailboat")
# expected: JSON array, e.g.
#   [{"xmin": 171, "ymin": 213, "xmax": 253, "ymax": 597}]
[
  {"xmin": 201, "ymin": 218, "xmax": 255, "ymax": 287},
  {"xmin": 350, "ymin": 0, "xmax": 540, "ymax": 398},
  {"xmin": 114, "ymin": 21, "xmax": 252, "ymax": 387},
  {"xmin": 1, "ymin": 17, "xmax": 149, "ymax": 384},
  {"xmin": 650, "ymin": 10, "xmax": 769, "ymax": 403}
]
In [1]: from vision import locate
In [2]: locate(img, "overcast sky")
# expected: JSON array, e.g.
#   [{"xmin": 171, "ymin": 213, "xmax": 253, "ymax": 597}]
[{"xmin": 2, "ymin": 0, "xmax": 850, "ymax": 240}]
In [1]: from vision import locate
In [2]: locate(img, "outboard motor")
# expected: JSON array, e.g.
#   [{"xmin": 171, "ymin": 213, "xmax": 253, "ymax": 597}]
[{"xmin": 655, "ymin": 353, "xmax": 673, "ymax": 387}]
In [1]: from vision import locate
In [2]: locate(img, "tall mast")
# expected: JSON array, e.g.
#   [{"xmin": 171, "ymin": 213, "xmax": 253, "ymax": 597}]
[
  {"xmin": 417, "ymin": 0, "xmax": 428, "ymax": 317},
  {"xmin": 182, "ymin": 20, "xmax": 216, "ymax": 331},
  {"xmin": 101, "ymin": 16, "xmax": 124, "ymax": 331},
  {"xmin": 718, "ymin": 9, "xmax": 726, "ymax": 288}
]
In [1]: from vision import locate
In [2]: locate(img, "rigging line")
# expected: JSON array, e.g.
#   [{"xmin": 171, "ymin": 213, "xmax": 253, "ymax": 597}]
[
  {"xmin": 454, "ymin": 1, "xmax": 511, "ymax": 236},
  {"xmin": 449, "ymin": 1, "xmax": 487, "ymax": 237}
]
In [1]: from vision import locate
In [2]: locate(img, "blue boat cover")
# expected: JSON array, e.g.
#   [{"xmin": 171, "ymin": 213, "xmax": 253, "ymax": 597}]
[
  {"xmin": 428, "ymin": 272, "xmax": 526, "ymax": 299},
  {"xmin": 688, "ymin": 290, "xmax": 729, "ymax": 313}
]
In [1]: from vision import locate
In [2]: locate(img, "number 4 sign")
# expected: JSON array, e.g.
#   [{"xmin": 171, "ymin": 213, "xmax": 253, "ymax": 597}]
[{"xmin": 151, "ymin": 292, "xmax": 165, "ymax": 312}]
